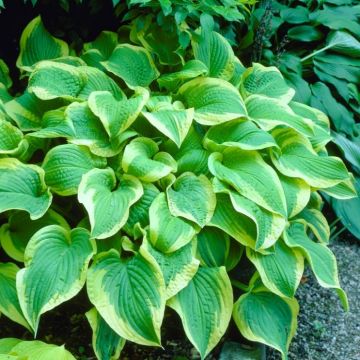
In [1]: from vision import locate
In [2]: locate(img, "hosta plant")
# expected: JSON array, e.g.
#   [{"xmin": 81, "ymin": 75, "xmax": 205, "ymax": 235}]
[{"xmin": 0, "ymin": 15, "xmax": 357, "ymax": 360}]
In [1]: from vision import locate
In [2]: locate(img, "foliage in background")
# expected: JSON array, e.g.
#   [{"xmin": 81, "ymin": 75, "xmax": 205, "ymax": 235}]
[
  {"xmin": 0, "ymin": 13, "xmax": 356, "ymax": 359},
  {"xmin": 236, "ymin": 0, "xmax": 360, "ymax": 239}
]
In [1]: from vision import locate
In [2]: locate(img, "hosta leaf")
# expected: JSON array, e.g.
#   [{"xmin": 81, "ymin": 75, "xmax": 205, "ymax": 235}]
[
  {"xmin": 83, "ymin": 31, "xmax": 118, "ymax": 59},
  {"xmin": 209, "ymin": 193, "xmax": 257, "ymax": 249},
  {"xmin": 209, "ymin": 149, "xmax": 287, "ymax": 216},
  {"xmin": 122, "ymin": 137, "xmax": 177, "ymax": 182},
  {"xmin": 166, "ymin": 172, "xmax": 216, "ymax": 227},
  {"xmin": 325, "ymin": 30, "xmax": 360, "ymax": 57},
  {"xmin": 28, "ymin": 61, "xmax": 86, "ymax": 101},
  {"xmin": 85, "ymin": 308, "xmax": 125, "ymax": 360},
  {"xmin": 246, "ymin": 95, "xmax": 314, "ymax": 137},
  {"xmin": 0, "ymin": 119, "xmax": 24, "ymax": 154},
  {"xmin": 178, "ymin": 77, "xmax": 247, "ymax": 125},
  {"xmin": 196, "ymin": 227, "xmax": 230, "ymax": 267},
  {"xmin": 17, "ymin": 225, "xmax": 96, "ymax": 333},
  {"xmin": 165, "ymin": 126, "xmax": 210, "ymax": 175},
  {"xmin": 10, "ymin": 340, "xmax": 76, "ymax": 360},
  {"xmin": 42, "ymin": 144, "xmax": 107, "ymax": 196},
  {"xmin": 78, "ymin": 168, "xmax": 143, "ymax": 239},
  {"xmin": 124, "ymin": 183, "xmax": 160, "ymax": 237},
  {"xmin": 76, "ymin": 66, "xmax": 124, "ymax": 100},
  {"xmin": 247, "ymin": 240, "xmax": 304, "ymax": 298},
  {"xmin": 240, "ymin": 63, "xmax": 295, "ymax": 103},
  {"xmin": 102, "ymin": 44, "xmax": 160, "ymax": 88},
  {"xmin": 0, "ymin": 210, "xmax": 69, "ymax": 262},
  {"xmin": 149, "ymin": 193, "xmax": 197, "ymax": 253},
  {"xmin": 278, "ymin": 174, "xmax": 311, "ymax": 218},
  {"xmin": 0, "ymin": 158, "xmax": 52, "ymax": 220},
  {"xmin": 0, "ymin": 338, "xmax": 21, "ymax": 353},
  {"xmin": 66, "ymin": 102, "xmax": 130, "ymax": 157},
  {"xmin": 142, "ymin": 104, "xmax": 194, "ymax": 148},
  {"xmin": 168, "ymin": 267, "xmax": 233, "ymax": 359},
  {"xmin": 213, "ymin": 179, "xmax": 286, "ymax": 251},
  {"xmin": 203, "ymin": 118, "xmax": 277, "ymax": 152},
  {"xmin": 284, "ymin": 222, "xmax": 348, "ymax": 309},
  {"xmin": 0, "ymin": 263, "xmax": 29, "ymax": 330},
  {"xmin": 88, "ymin": 88, "xmax": 149, "ymax": 139},
  {"xmin": 17, "ymin": 16, "xmax": 69, "ymax": 71},
  {"xmin": 294, "ymin": 208, "xmax": 330, "ymax": 244},
  {"xmin": 4, "ymin": 91, "xmax": 61, "ymax": 131},
  {"xmin": 321, "ymin": 177, "xmax": 357, "ymax": 199},
  {"xmin": 157, "ymin": 60, "xmax": 208, "ymax": 91},
  {"xmin": 233, "ymin": 289, "xmax": 298, "ymax": 359},
  {"xmin": 143, "ymin": 235, "xmax": 199, "ymax": 299},
  {"xmin": 0, "ymin": 59, "xmax": 12, "ymax": 88},
  {"xmin": 271, "ymin": 128, "xmax": 350, "ymax": 188},
  {"xmin": 192, "ymin": 30, "xmax": 235, "ymax": 80},
  {"xmin": 87, "ymin": 248, "xmax": 166, "ymax": 346}
]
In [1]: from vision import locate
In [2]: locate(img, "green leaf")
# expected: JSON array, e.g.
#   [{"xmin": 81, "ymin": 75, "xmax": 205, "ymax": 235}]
[
  {"xmin": 278, "ymin": 174, "xmax": 311, "ymax": 218},
  {"xmin": 157, "ymin": 60, "xmax": 208, "ymax": 91},
  {"xmin": 87, "ymin": 248, "xmax": 166, "ymax": 346},
  {"xmin": 209, "ymin": 193, "xmax": 257, "ymax": 249},
  {"xmin": 203, "ymin": 118, "xmax": 278, "ymax": 152},
  {"xmin": 280, "ymin": 6, "xmax": 309, "ymax": 24},
  {"xmin": 325, "ymin": 31, "xmax": 360, "ymax": 57},
  {"xmin": 196, "ymin": 227, "xmax": 230, "ymax": 267},
  {"xmin": 246, "ymin": 95, "xmax": 314, "ymax": 137},
  {"xmin": 331, "ymin": 176, "xmax": 360, "ymax": 239},
  {"xmin": 0, "ymin": 209, "xmax": 69, "ymax": 262},
  {"xmin": 102, "ymin": 44, "xmax": 160, "ymax": 88},
  {"xmin": 0, "ymin": 158, "xmax": 52, "ymax": 220},
  {"xmin": 0, "ymin": 119, "xmax": 25, "ymax": 155},
  {"xmin": 142, "ymin": 101, "xmax": 194, "ymax": 148},
  {"xmin": 149, "ymin": 193, "xmax": 197, "ymax": 253},
  {"xmin": 212, "ymin": 179, "xmax": 286, "ymax": 251},
  {"xmin": 65, "ymin": 102, "xmax": 130, "ymax": 157},
  {"xmin": 284, "ymin": 222, "xmax": 348, "ymax": 309},
  {"xmin": 294, "ymin": 208, "xmax": 330, "ymax": 244},
  {"xmin": 270, "ymin": 128, "xmax": 350, "ymax": 188},
  {"xmin": 83, "ymin": 31, "xmax": 118, "ymax": 59},
  {"xmin": 288, "ymin": 25, "xmax": 324, "ymax": 42},
  {"xmin": 17, "ymin": 225, "xmax": 96, "ymax": 333},
  {"xmin": 124, "ymin": 183, "xmax": 160, "ymax": 237},
  {"xmin": 233, "ymin": 289, "xmax": 298, "ymax": 359},
  {"xmin": 166, "ymin": 172, "xmax": 216, "ymax": 227},
  {"xmin": 168, "ymin": 267, "xmax": 233, "ymax": 359},
  {"xmin": 0, "ymin": 338, "xmax": 21, "ymax": 354},
  {"xmin": 4, "ymin": 91, "xmax": 61, "ymax": 131},
  {"xmin": 78, "ymin": 168, "xmax": 143, "ymax": 239},
  {"xmin": 247, "ymin": 240, "xmax": 304, "ymax": 298},
  {"xmin": 42, "ymin": 144, "xmax": 107, "ymax": 196},
  {"xmin": 17, "ymin": 16, "xmax": 69, "ymax": 71},
  {"xmin": 209, "ymin": 149, "xmax": 287, "ymax": 216},
  {"xmin": 0, "ymin": 263, "xmax": 29, "ymax": 330},
  {"xmin": 0, "ymin": 59, "xmax": 12, "ymax": 88},
  {"xmin": 122, "ymin": 137, "xmax": 177, "ymax": 182},
  {"xmin": 178, "ymin": 77, "xmax": 247, "ymax": 125},
  {"xmin": 88, "ymin": 88, "xmax": 149, "ymax": 139},
  {"xmin": 240, "ymin": 63, "xmax": 295, "ymax": 103},
  {"xmin": 28, "ymin": 61, "xmax": 86, "ymax": 101},
  {"xmin": 143, "ymin": 235, "xmax": 199, "ymax": 299},
  {"xmin": 9, "ymin": 340, "xmax": 76, "ymax": 360},
  {"xmin": 192, "ymin": 30, "xmax": 235, "ymax": 80},
  {"xmin": 85, "ymin": 308, "xmax": 125, "ymax": 360}
]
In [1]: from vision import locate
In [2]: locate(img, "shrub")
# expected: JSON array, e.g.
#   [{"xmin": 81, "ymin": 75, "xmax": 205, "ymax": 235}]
[
  {"xmin": 0, "ymin": 13, "xmax": 356, "ymax": 359},
  {"xmin": 236, "ymin": 0, "xmax": 360, "ymax": 239}
]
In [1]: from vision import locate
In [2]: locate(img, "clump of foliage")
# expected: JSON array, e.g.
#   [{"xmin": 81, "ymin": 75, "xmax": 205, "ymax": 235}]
[
  {"xmin": 237, "ymin": 0, "xmax": 360, "ymax": 239},
  {"xmin": 0, "ymin": 12, "xmax": 356, "ymax": 360}
]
